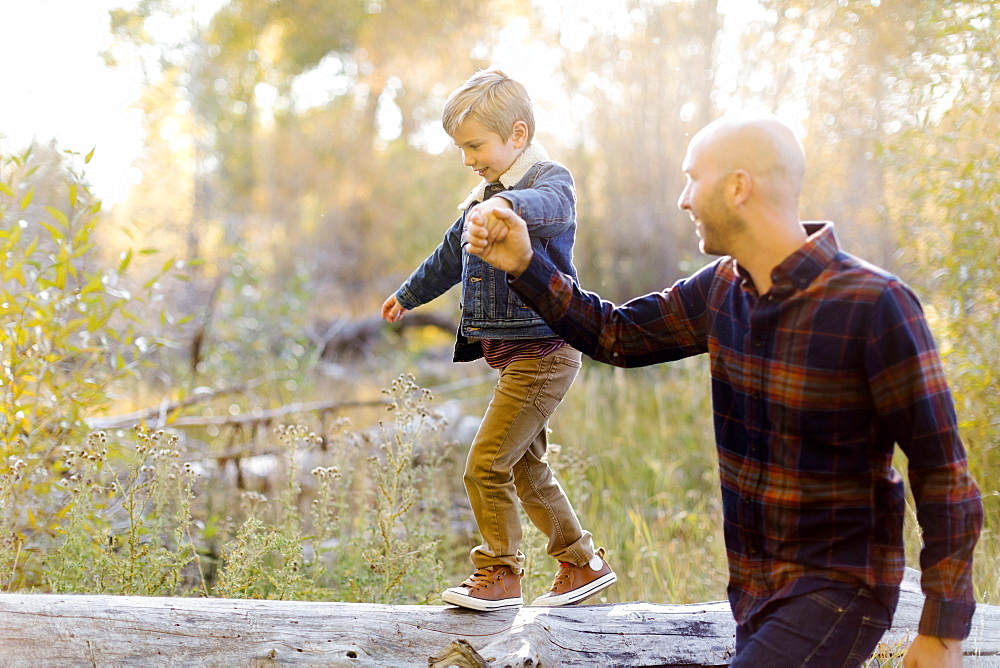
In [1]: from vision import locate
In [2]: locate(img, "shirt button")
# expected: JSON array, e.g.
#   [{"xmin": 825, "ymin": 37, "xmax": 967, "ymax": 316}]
[{"xmin": 612, "ymin": 352, "xmax": 619, "ymax": 358}]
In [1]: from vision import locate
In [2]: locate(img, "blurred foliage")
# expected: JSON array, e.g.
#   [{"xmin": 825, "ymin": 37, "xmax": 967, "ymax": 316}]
[
  {"xmin": 43, "ymin": 429, "xmax": 200, "ymax": 596},
  {"xmin": 0, "ymin": 143, "xmax": 180, "ymax": 455},
  {"xmin": 1, "ymin": 0, "xmax": 996, "ymax": 607},
  {"xmin": 0, "ymin": 144, "xmax": 187, "ymax": 585},
  {"xmin": 98, "ymin": 0, "xmax": 997, "ymax": 484}
]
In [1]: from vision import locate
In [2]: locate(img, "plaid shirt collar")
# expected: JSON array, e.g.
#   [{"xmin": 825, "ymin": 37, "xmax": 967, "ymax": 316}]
[{"xmin": 735, "ymin": 221, "xmax": 838, "ymax": 298}]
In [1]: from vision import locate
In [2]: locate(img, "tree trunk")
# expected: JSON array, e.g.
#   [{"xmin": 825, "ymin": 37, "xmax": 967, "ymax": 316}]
[{"xmin": 0, "ymin": 575, "xmax": 997, "ymax": 666}]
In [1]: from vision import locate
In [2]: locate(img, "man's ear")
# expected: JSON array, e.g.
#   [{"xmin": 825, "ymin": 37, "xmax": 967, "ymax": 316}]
[
  {"xmin": 511, "ymin": 120, "xmax": 529, "ymax": 149},
  {"xmin": 730, "ymin": 169, "xmax": 752, "ymax": 207}
]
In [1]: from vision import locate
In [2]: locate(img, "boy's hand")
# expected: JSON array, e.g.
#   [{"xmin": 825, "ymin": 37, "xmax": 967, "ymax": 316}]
[
  {"xmin": 381, "ymin": 294, "xmax": 407, "ymax": 323},
  {"xmin": 464, "ymin": 207, "xmax": 533, "ymax": 277}
]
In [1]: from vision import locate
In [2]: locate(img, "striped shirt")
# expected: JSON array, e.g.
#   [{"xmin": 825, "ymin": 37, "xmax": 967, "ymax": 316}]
[
  {"xmin": 509, "ymin": 222, "xmax": 983, "ymax": 639},
  {"xmin": 480, "ymin": 337, "xmax": 565, "ymax": 369}
]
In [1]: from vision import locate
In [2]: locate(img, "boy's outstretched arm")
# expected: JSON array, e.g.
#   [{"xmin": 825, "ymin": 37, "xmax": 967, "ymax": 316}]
[
  {"xmin": 464, "ymin": 207, "xmax": 534, "ymax": 277},
  {"xmin": 381, "ymin": 294, "xmax": 407, "ymax": 323}
]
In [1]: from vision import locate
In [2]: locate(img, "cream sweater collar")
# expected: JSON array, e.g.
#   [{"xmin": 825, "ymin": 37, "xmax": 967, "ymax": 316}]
[{"xmin": 458, "ymin": 142, "xmax": 550, "ymax": 211}]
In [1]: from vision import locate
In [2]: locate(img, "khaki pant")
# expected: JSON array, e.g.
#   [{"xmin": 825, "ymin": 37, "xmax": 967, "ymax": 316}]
[{"xmin": 465, "ymin": 346, "xmax": 595, "ymax": 573}]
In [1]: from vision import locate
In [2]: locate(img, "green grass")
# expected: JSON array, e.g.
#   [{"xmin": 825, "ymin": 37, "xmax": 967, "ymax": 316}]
[
  {"xmin": 537, "ymin": 359, "xmax": 728, "ymax": 605},
  {"xmin": 1, "ymin": 351, "xmax": 995, "ymax": 617}
]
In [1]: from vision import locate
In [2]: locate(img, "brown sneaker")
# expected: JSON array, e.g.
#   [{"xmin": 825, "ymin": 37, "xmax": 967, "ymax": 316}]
[
  {"xmin": 442, "ymin": 566, "xmax": 523, "ymax": 611},
  {"xmin": 531, "ymin": 548, "xmax": 617, "ymax": 607}
]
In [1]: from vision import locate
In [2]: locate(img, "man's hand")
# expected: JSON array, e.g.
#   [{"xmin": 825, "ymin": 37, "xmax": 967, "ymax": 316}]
[
  {"xmin": 467, "ymin": 195, "xmax": 513, "ymax": 241},
  {"xmin": 381, "ymin": 294, "xmax": 407, "ymax": 323},
  {"xmin": 468, "ymin": 195, "xmax": 513, "ymax": 222},
  {"xmin": 464, "ymin": 206, "xmax": 533, "ymax": 277},
  {"xmin": 903, "ymin": 634, "xmax": 963, "ymax": 667}
]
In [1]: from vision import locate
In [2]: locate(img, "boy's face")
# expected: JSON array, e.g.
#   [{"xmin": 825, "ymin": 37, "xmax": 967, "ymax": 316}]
[{"xmin": 452, "ymin": 117, "xmax": 527, "ymax": 184}]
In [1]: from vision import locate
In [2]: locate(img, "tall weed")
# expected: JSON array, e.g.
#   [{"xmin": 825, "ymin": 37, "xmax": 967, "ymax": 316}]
[{"xmin": 44, "ymin": 428, "xmax": 200, "ymax": 596}]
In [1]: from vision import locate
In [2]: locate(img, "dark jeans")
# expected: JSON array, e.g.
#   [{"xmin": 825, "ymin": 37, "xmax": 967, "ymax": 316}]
[{"xmin": 731, "ymin": 585, "xmax": 892, "ymax": 667}]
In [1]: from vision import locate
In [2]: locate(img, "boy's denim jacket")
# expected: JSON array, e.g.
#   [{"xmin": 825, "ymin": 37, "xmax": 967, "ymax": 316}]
[{"xmin": 395, "ymin": 143, "xmax": 579, "ymax": 362}]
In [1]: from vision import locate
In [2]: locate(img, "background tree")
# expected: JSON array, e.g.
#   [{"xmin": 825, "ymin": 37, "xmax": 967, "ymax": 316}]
[
  {"xmin": 554, "ymin": 0, "xmax": 722, "ymax": 300},
  {"xmin": 2, "ymin": 0, "xmax": 996, "ymax": 609}
]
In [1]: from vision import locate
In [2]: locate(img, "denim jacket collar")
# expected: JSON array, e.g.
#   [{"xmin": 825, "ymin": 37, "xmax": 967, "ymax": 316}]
[{"xmin": 458, "ymin": 142, "xmax": 550, "ymax": 211}]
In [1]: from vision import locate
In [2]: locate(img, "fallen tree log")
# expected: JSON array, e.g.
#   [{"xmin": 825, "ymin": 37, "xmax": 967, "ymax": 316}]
[
  {"xmin": 320, "ymin": 312, "xmax": 457, "ymax": 360},
  {"xmin": 0, "ymin": 575, "xmax": 997, "ymax": 666}
]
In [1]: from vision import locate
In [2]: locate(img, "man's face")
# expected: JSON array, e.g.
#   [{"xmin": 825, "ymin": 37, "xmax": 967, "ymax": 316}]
[
  {"xmin": 678, "ymin": 141, "xmax": 745, "ymax": 257},
  {"xmin": 452, "ymin": 117, "xmax": 523, "ymax": 184}
]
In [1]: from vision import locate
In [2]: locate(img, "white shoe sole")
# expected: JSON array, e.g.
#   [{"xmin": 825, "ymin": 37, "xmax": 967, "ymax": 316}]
[
  {"xmin": 442, "ymin": 587, "xmax": 523, "ymax": 611},
  {"xmin": 531, "ymin": 572, "xmax": 617, "ymax": 607}
]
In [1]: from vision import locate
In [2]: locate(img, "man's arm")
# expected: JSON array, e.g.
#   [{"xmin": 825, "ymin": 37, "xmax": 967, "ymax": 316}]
[
  {"xmin": 865, "ymin": 283, "xmax": 983, "ymax": 643},
  {"xmin": 465, "ymin": 207, "xmax": 711, "ymax": 367}
]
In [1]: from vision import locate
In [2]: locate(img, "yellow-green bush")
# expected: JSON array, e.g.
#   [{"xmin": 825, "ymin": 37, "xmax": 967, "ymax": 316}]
[{"xmin": 1, "ymin": 144, "xmax": 181, "ymax": 587}]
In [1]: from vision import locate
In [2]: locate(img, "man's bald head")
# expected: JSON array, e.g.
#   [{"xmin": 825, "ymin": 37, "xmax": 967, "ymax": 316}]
[{"xmin": 687, "ymin": 115, "xmax": 806, "ymax": 203}]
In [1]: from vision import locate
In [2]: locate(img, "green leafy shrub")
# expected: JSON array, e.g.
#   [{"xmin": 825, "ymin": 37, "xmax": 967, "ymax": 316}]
[
  {"xmin": 1, "ymin": 144, "xmax": 185, "ymax": 587},
  {"xmin": 1, "ymin": 145, "xmax": 176, "ymax": 452}
]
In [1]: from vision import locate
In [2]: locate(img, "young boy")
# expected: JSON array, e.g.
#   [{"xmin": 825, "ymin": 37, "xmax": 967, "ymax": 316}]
[{"xmin": 381, "ymin": 69, "xmax": 616, "ymax": 611}]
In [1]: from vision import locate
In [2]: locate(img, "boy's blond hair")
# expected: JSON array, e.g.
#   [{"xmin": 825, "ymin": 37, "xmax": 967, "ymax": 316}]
[{"xmin": 442, "ymin": 69, "xmax": 535, "ymax": 144}]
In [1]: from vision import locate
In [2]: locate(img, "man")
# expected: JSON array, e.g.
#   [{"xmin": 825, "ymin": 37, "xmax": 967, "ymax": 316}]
[{"xmin": 463, "ymin": 115, "xmax": 983, "ymax": 667}]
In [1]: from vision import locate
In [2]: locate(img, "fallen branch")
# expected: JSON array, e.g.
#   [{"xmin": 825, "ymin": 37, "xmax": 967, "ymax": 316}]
[
  {"xmin": 83, "ymin": 365, "xmax": 493, "ymax": 434},
  {"xmin": 84, "ymin": 383, "xmax": 255, "ymax": 431},
  {"xmin": 167, "ymin": 398, "xmax": 388, "ymax": 429}
]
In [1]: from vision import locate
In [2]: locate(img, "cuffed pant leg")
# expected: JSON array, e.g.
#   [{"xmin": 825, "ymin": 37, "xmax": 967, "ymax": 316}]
[{"xmin": 464, "ymin": 346, "xmax": 589, "ymax": 571}]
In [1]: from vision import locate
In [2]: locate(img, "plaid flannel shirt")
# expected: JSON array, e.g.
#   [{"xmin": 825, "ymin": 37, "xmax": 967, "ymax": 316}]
[{"xmin": 510, "ymin": 222, "xmax": 982, "ymax": 638}]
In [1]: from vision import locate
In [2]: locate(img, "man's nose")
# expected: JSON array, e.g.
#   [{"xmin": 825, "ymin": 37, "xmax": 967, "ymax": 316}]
[
  {"xmin": 463, "ymin": 150, "xmax": 475, "ymax": 166},
  {"xmin": 677, "ymin": 186, "xmax": 690, "ymax": 211}
]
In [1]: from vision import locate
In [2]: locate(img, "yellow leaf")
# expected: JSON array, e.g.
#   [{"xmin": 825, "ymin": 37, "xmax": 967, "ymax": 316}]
[
  {"xmin": 118, "ymin": 249, "xmax": 133, "ymax": 273},
  {"xmin": 44, "ymin": 206, "xmax": 69, "ymax": 228},
  {"xmin": 81, "ymin": 275, "xmax": 104, "ymax": 296},
  {"xmin": 23, "ymin": 236, "xmax": 39, "ymax": 260},
  {"xmin": 73, "ymin": 223, "xmax": 92, "ymax": 248},
  {"xmin": 38, "ymin": 221, "xmax": 62, "ymax": 240},
  {"xmin": 55, "ymin": 244, "xmax": 69, "ymax": 289},
  {"xmin": 19, "ymin": 187, "xmax": 35, "ymax": 210}
]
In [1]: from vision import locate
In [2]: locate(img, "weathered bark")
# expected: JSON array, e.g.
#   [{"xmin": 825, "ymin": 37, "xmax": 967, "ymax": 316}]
[{"xmin": 0, "ymin": 576, "xmax": 997, "ymax": 667}]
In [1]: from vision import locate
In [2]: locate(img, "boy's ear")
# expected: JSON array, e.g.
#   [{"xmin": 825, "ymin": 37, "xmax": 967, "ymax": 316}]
[{"xmin": 511, "ymin": 120, "xmax": 529, "ymax": 149}]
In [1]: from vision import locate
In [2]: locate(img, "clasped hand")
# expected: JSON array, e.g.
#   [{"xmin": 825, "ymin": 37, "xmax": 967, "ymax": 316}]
[{"xmin": 463, "ymin": 204, "xmax": 533, "ymax": 277}]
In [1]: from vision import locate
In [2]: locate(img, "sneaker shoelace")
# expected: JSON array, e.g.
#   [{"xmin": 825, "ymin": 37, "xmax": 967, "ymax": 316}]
[
  {"xmin": 462, "ymin": 568, "xmax": 500, "ymax": 591},
  {"xmin": 549, "ymin": 562, "xmax": 574, "ymax": 591}
]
